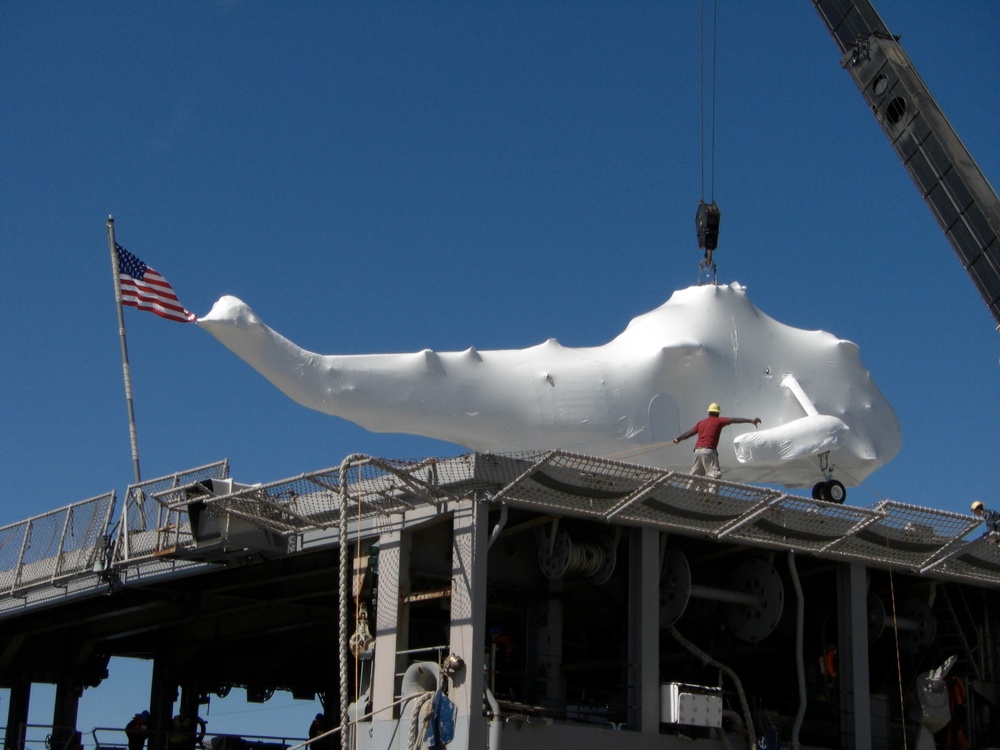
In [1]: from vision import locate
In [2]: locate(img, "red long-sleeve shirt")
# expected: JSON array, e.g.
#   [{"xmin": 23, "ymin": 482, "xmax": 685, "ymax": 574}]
[{"xmin": 676, "ymin": 416, "xmax": 734, "ymax": 450}]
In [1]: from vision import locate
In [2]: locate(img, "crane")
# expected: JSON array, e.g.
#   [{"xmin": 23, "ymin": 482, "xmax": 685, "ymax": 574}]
[{"xmin": 812, "ymin": 0, "xmax": 1000, "ymax": 330}]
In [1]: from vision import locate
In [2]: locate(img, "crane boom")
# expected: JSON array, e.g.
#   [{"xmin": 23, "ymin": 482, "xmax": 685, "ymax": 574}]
[{"xmin": 812, "ymin": 0, "xmax": 1000, "ymax": 329}]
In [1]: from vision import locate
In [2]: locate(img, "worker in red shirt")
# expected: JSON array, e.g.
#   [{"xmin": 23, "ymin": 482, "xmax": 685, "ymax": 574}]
[{"xmin": 673, "ymin": 402, "xmax": 761, "ymax": 481}]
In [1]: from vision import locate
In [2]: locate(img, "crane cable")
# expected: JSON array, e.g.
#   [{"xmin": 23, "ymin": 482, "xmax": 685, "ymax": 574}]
[
  {"xmin": 696, "ymin": 0, "xmax": 722, "ymax": 282},
  {"xmin": 700, "ymin": 0, "xmax": 718, "ymax": 206}
]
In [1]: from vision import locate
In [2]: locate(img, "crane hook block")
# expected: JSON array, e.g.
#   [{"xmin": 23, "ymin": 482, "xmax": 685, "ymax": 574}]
[{"xmin": 696, "ymin": 200, "xmax": 721, "ymax": 252}]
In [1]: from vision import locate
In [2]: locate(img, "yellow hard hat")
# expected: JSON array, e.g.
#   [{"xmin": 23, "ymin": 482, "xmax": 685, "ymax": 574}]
[
  {"xmin": 708, "ymin": 402, "xmax": 721, "ymax": 413},
  {"xmin": 971, "ymin": 500, "xmax": 984, "ymax": 512}
]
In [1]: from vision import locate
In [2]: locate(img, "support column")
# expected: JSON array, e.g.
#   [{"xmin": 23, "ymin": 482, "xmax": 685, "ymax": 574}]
[
  {"xmin": 51, "ymin": 681, "xmax": 82, "ymax": 750},
  {"xmin": 148, "ymin": 656, "xmax": 177, "ymax": 750},
  {"xmin": 628, "ymin": 527, "xmax": 660, "ymax": 733},
  {"xmin": 448, "ymin": 499, "xmax": 489, "ymax": 749},
  {"xmin": 3, "ymin": 679, "xmax": 31, "ymax": 750},
  {"xmin": 372, "ymin": 528, "xmax": 409, "ymax": 716},
  {"xmin": 837, "ymin": 562, "xmax": 872, "ymax": 750},
  {"xmin": 539, "ymin": 578, "xmax": 564, "ymax": 709},
  {"xmin": 179, "ymin": 687, "xmax": 199, "ymax": 721}
]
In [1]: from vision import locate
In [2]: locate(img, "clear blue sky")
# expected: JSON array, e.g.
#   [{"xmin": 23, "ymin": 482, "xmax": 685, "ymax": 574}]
[{"xmin": 2, "ymin": 0, "xmax": 998, "ymax": 740}]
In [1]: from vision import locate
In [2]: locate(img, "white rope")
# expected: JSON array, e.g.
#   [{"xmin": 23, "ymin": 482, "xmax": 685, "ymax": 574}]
[
  {"xmin": 288, "ymin": 693, "xmax": 417, "ymax": 750},
  {"xmin": 602, "ymin": 440, "xmax": 674, "ymax": 461},
  {"xmin": 406, "ymin": 691, "xmax": 435, "ymax": 750},
  {"xmin": 339, "ymin": 453, "xmax": 370, "ymax": 750}
]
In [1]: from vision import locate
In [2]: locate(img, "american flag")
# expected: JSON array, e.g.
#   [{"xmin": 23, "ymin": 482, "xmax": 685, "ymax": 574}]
[{"xmin": 116, "ymin": 244, "xmax": 196, "ymax": 323}]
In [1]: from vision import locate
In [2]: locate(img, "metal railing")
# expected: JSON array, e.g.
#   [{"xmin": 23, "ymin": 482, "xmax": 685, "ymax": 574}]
[
  {"xmin": 0, "ymin": 493, "xmax": 115, "ymax": 598},
  {"xmin": 88, "ymin": 727, "xmax": 301, "ymax": 750},
  {"xmin": 0, "ymin": 461, "xmax": 228, "ymax": 603},
  {"xmin": 113, "ymin": 461, "xmax": 230, "ymax": 563},
  {"xmin": 2, "ymin": 723, "xmax": 84, "ymax": 750}
]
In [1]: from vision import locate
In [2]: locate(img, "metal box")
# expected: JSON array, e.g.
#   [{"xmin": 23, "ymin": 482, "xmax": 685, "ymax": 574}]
[
  {"xmin": 660, "ymin": 682, "xmax": 723, "ymax": 728},
  {"xmin": 185, "ymin": 479, "xmax": 288, "ymax": 560}
]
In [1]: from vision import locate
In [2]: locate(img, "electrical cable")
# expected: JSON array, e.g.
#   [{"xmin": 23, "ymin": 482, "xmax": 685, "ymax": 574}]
[{"xmin": 696, "ymin": 0, "xmax": 722, "ymax": 281}]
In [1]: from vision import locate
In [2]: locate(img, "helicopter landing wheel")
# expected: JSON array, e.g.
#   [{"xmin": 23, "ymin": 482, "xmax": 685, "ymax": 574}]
[
  {"xmin": 812, "ymin": 480, "xmax": 847, "ymax": 503},
  {"xmin": 825, "ymin": 480, "xmax": 846, "ymax": 503}
]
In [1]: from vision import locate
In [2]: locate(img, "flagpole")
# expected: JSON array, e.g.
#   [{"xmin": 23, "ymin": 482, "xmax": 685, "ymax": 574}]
[{"xmin": 106, "ymin": 215, "xmax": 142, "ymax": 484}]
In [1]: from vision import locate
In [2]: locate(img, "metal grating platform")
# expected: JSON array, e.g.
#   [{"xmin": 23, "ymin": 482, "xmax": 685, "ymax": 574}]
[
  {"xmin": 143, "ymin": 450, "xmax": 999, "ymax": 587},
  {"xmin": 2, "ymin": 450, "xmax": 997, "ymax": 610},
  {"xmin": 827, "ymin": 500, "xmax": 980, "ymax": 569},
  {"xmin": 490, "ymin": 451, "xmax": 1000, "ymax": 587}
]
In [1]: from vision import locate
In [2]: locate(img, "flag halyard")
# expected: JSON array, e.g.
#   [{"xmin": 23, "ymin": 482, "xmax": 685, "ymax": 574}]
[{"xmin": 115, "ymin": 243, "xmax": 195, "ymax": 323}]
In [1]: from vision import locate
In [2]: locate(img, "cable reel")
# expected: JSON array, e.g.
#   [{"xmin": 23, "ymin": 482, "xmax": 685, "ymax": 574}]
[
  {"xmin": 866, "ymin": 594, "xmax": 936, "ymax": 653},
  {"xmin": 537, "ymin": 527, "xmax": 617, "ymax": 585},
  {"xmin": 660, "ymin": 546, "xmax": 785, "ymax": 642}
]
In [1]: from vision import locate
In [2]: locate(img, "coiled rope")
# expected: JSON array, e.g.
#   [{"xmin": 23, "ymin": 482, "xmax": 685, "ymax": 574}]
[
  {"xmin": 565, "ymin": 539, "xmax": 608, "ymax": 579},
  {"xmin": 406, "ymin": 691, "xmax": 435, "ymax": 750}
]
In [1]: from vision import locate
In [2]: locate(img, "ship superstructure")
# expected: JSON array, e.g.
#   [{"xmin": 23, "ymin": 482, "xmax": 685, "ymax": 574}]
[{"xmin": 2, "ymin": 452, "xmax": 998, "ymax": 748}]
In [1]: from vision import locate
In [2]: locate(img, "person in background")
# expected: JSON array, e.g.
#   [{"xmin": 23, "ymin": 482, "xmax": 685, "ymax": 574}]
[
  {"xmin": 971, "ymin": 500, "xmax": 999, "ymax": 541},
  {"xmin": 673, "ymin": 402, "xmax": 761, "ymax": 480},
  {"xmin": 168, "ymin": 711, "xmax": 206, "ymax": 750},
  {"xmin": 125, "ymin": 711, "xmax": 150, "ymax": 750},
  {"xmin": 308, "ymin": 713, "xmax": 333, "ymax": 750}
]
